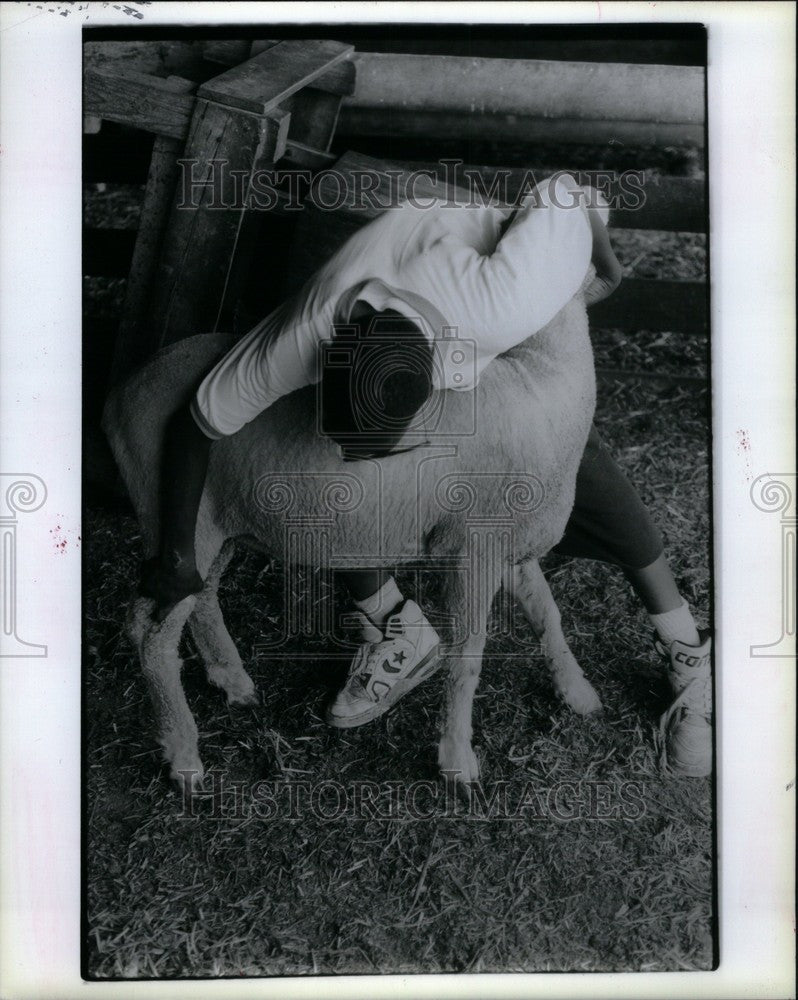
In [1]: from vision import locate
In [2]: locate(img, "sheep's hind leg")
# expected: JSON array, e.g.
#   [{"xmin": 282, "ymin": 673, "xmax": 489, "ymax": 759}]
[
  {"xmin": 506, "ymin": 558, "xmax": 602, "ymax": 714},
  {"xmin": 187, "ymin": 540, "xmax": 258, "ymax": 707},
  {"xmin": 437, "ymin": 559, "xmax": 503, "ymax": 791},
  {"xmin": 128, "ymin": 594, "xmax": 204, "ymax": 790}
]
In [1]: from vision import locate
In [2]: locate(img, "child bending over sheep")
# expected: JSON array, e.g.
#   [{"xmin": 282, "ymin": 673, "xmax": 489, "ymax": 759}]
[{"xmin": 141, "ymin": 174, "xmax": 712, "ymax": 778}]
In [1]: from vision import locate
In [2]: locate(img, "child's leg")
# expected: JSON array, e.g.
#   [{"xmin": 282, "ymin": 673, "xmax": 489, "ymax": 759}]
[
  {"xmin": 554, "ymin": 425, "xmax": 712, "ymax": 776},
  {"xmin": 623, "ymin": 553, "xmax": 700, "ymax": 644},
  {"xmin": 339, "ymin": 570, "xmax": 403, "ymax": 629},
  {"xmin": 140, "ymin": 403, "xmax": 212, "ymax": 620},
  {"xmin": 554, "ymin": 425, "xmax": 702, "ymax": 645}
]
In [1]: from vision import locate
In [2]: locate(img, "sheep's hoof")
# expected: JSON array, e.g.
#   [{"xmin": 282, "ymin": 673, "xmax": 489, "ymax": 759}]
[
  {"xmin": 227, "ymin": 688, "xmax": 260, "ymax": 709},
  {"xmin": 557, "ymin": 676, "xmax": 603, "ymax": 716},
  {"xmin": 224, "ymin": 677, "xmax": 259, "ymax": 709},
  {"xmin": 169, "ymin": 759, "xmax": 205, "ymax": 795},
  {"xmin": 438, "ymin": 739, "xmax": 481, "ymax": 800},
  {"xmin": 207, "ymin": 666, "xmax": 259, "ymax": 707}
]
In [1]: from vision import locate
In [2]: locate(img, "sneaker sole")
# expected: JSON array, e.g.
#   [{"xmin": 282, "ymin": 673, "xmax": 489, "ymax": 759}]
[{"xmin": 325, "ymin": 644, "xmax": 442, "ymax": 729}]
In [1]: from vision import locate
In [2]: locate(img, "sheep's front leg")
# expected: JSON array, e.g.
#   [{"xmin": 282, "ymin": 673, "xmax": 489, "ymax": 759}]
[
  {"xmin": 438, "ymin": 558, "xmax": 502, "ymax": 790},
  {"xmin": 128, "ymin": 595, "xmax": 204, "ymax": 790},
  {"xmin": 437, "ymin": 634, "xmax": 488, "ymax": 788},
  {"xmin": 187, "ymin": 542, "xmax": 258, "ymax": 707},
  {"xmin": 506, "ymin": 559, "xmax": 602, "ymax": 714}
]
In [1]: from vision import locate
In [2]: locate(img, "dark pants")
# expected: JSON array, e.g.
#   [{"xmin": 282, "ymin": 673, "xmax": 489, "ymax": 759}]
[{"xmin": 553, "ymin": 424, "xmax": 664, "ymax": 570}]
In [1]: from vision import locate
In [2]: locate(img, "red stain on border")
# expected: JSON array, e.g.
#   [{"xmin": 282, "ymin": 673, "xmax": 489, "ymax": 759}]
[
  {"xmin": 49, "ymin": 519, "xmax": 80, "ymax": 554},
  {"xmin": 736, "ymin": 429, "xmax": 753, "ymax": 482}
]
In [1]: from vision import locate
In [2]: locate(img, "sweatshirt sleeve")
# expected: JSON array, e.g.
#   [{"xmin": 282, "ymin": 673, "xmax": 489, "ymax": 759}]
[
  {"xmin": 419, "ymin": 175, "xmax": 593, "ymax": 360},
  {"xmin": 191, "ymin": 298, "xmax": 328, "ymax": 439}
]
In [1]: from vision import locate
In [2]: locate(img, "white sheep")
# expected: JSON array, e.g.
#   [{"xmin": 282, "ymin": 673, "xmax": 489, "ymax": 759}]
[{"xmin": 103, "ymin": 276, "xmax": 602, "ymax": 793}]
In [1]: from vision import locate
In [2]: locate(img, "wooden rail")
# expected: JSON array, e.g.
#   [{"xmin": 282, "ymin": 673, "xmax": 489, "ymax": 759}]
[
  {"xmin": 342, "ymin": 54, "xmax": 705, "ymax": 148},
  {"xmin": 85, "ymin": 43, "xmax": 705, "ymax": 149},
  {"xmin": 85, "ymin": 62, "xmax": 705, "ymax": 232}
]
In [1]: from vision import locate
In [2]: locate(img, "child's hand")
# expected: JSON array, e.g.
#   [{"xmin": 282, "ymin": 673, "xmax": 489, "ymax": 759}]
[
  {"xmin": 584, "ymin": 208, "xmax": 623, "ymax": 306},
  {"xmin": 583, "ymin": 257, "xmax": 623, "ymax": 307}
]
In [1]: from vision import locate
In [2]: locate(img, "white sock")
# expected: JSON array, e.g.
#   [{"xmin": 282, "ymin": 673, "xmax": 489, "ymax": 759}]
[
  {"xmin": 354, "ymin": 577, "xmax": 403, "ymax": 630},
  {"xmin": 650, "ymin": 599, "xmax": 701, "ymax": 647}
]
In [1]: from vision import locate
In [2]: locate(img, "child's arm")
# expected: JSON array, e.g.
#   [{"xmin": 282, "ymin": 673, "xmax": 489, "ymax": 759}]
[{"xmin": 414, "ymin": 175, "xmax": 594, "ymax": 355}]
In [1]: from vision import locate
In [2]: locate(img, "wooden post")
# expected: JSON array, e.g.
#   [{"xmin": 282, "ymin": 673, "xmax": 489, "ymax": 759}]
[
  {"xmin": 109, "ymin": 75, "xmax": 197, "ymax": 385},
  {"xmin": 146, "ymin": 99, "xmax": 290, "ymax": 349},
  {"xmin": 145, "ymin": 40, "xmax": 353, "ymax": 349}
]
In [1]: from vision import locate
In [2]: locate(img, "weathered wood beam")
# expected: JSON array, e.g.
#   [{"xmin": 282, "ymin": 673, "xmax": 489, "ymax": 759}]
[
  {"xmin": 348, "ymin": 54, "xmax": 704, "ymax": 125},
  {"xmin": 147, "ymin": 100, "xmax": 291, "ymax": 349},
  {"xmin": 337, "ymin": 108, "xmax": 704, "ymax": 148},
  {"xmin": 83, "ymin": 67, "xmax": 196, "ymax": 139},
  {"xmin": 306, "ymin": 152, "xmax": 706, "ymax": 233},
  {"xmin": 197, "ymin": 39, "xmax": 355, "ymax": 113},
  {"xmin": 386, "ymin": 161, "xmax": 706, "ymax": 232},
  {"xmin": 109, "ymin": 75, "xmax": 198, "ymax": 384},
  {"xmin": 85, "ymin": 47, "xmax": 701, "ymax": 148},
  {"xmin": 84, "ymin": 65, "xmax": 349, "ymax": 158},
  {"xmin": 83, "ymin": 39, "xmax": 210, "ymax": 80}
]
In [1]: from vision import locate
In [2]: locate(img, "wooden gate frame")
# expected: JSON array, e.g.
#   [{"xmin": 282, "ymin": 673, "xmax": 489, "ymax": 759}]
[
  {"xmin": 84, "ymin": 40, "xmax": 707, "ymax": 388},
  {"xmin": 85, "ymin": 39, "xmax": 356, "ymax": 384}
]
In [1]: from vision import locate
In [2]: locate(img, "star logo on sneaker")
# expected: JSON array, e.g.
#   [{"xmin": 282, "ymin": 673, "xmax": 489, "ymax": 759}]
[
  {"xmin": 381, "ymin": 657, "xmax": 402, "ymax": 674},
  {"xmin": 326, "ymin": 600, "xmax": 442, "ymax": 728}
]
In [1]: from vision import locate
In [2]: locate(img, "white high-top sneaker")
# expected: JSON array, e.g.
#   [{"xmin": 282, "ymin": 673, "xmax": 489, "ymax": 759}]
[
  {"xmin": 656, "ymin": 629, "xmax": 713, "ymax": 777},
  {"xmin": 326, "ymin": 600, "xmax": 441, "ymax": 728}
]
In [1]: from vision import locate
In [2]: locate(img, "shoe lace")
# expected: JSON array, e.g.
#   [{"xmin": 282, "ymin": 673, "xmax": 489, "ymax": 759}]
[
  {"xmin": 656, "ymin": 672, "xmax": 712, "ymax": 768},
  {"xmin": 664, "ymin": 671, "xmax": 712, "ymax": 722},
  {"xmin": 344, "ymin": 633, "xmax": 389, "ymax": 697}
]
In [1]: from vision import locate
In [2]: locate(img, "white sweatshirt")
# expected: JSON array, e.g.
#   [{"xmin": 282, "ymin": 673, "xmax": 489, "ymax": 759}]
[{"xmin": 191, "ymin": 175, "xmax": 598, "ymax": 440}]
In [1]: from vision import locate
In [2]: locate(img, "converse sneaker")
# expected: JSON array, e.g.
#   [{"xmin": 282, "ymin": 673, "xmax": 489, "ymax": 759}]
[
  {"xmin": 326, "ymin": 600, "xmax": 441, "ymax": 728},
  {"xmin": 656, "ymin": 629, "xmax": 713, "ymax": 777}
]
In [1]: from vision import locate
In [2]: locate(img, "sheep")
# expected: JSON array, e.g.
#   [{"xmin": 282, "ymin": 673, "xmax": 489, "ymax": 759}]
[{"xmin": 102, "ymin": 282, "xmax": 603, "ymax": 794}]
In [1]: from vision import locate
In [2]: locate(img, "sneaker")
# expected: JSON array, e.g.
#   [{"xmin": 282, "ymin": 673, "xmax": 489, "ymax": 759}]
[
  {"xmin": 326, "ymin": 600, "xmax": 441, "ymax": 728},
  {"xmin": 656, "ymin": 629, "xmax": 713, "ymax": 777}
]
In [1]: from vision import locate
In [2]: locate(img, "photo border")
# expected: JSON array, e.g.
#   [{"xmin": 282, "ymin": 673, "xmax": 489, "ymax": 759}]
[{"xmin": 0, "ymin": 3, "xmax": 794, "ymax": 998}]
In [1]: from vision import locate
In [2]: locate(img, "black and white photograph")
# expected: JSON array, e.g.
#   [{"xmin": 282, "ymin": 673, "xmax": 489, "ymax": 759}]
[
  {"xmin": 82, "ymin": 17, "xmax": 716, "ymax": 977},
  {"xmin": 0, "ymin": 2, "xmax": 795, "ymax": 997}
]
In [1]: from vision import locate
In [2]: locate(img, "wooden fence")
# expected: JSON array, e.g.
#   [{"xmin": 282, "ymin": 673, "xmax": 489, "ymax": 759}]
[{"xmin": 83, "ymin": 38, "xmax": 707, "ymax": 392}]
